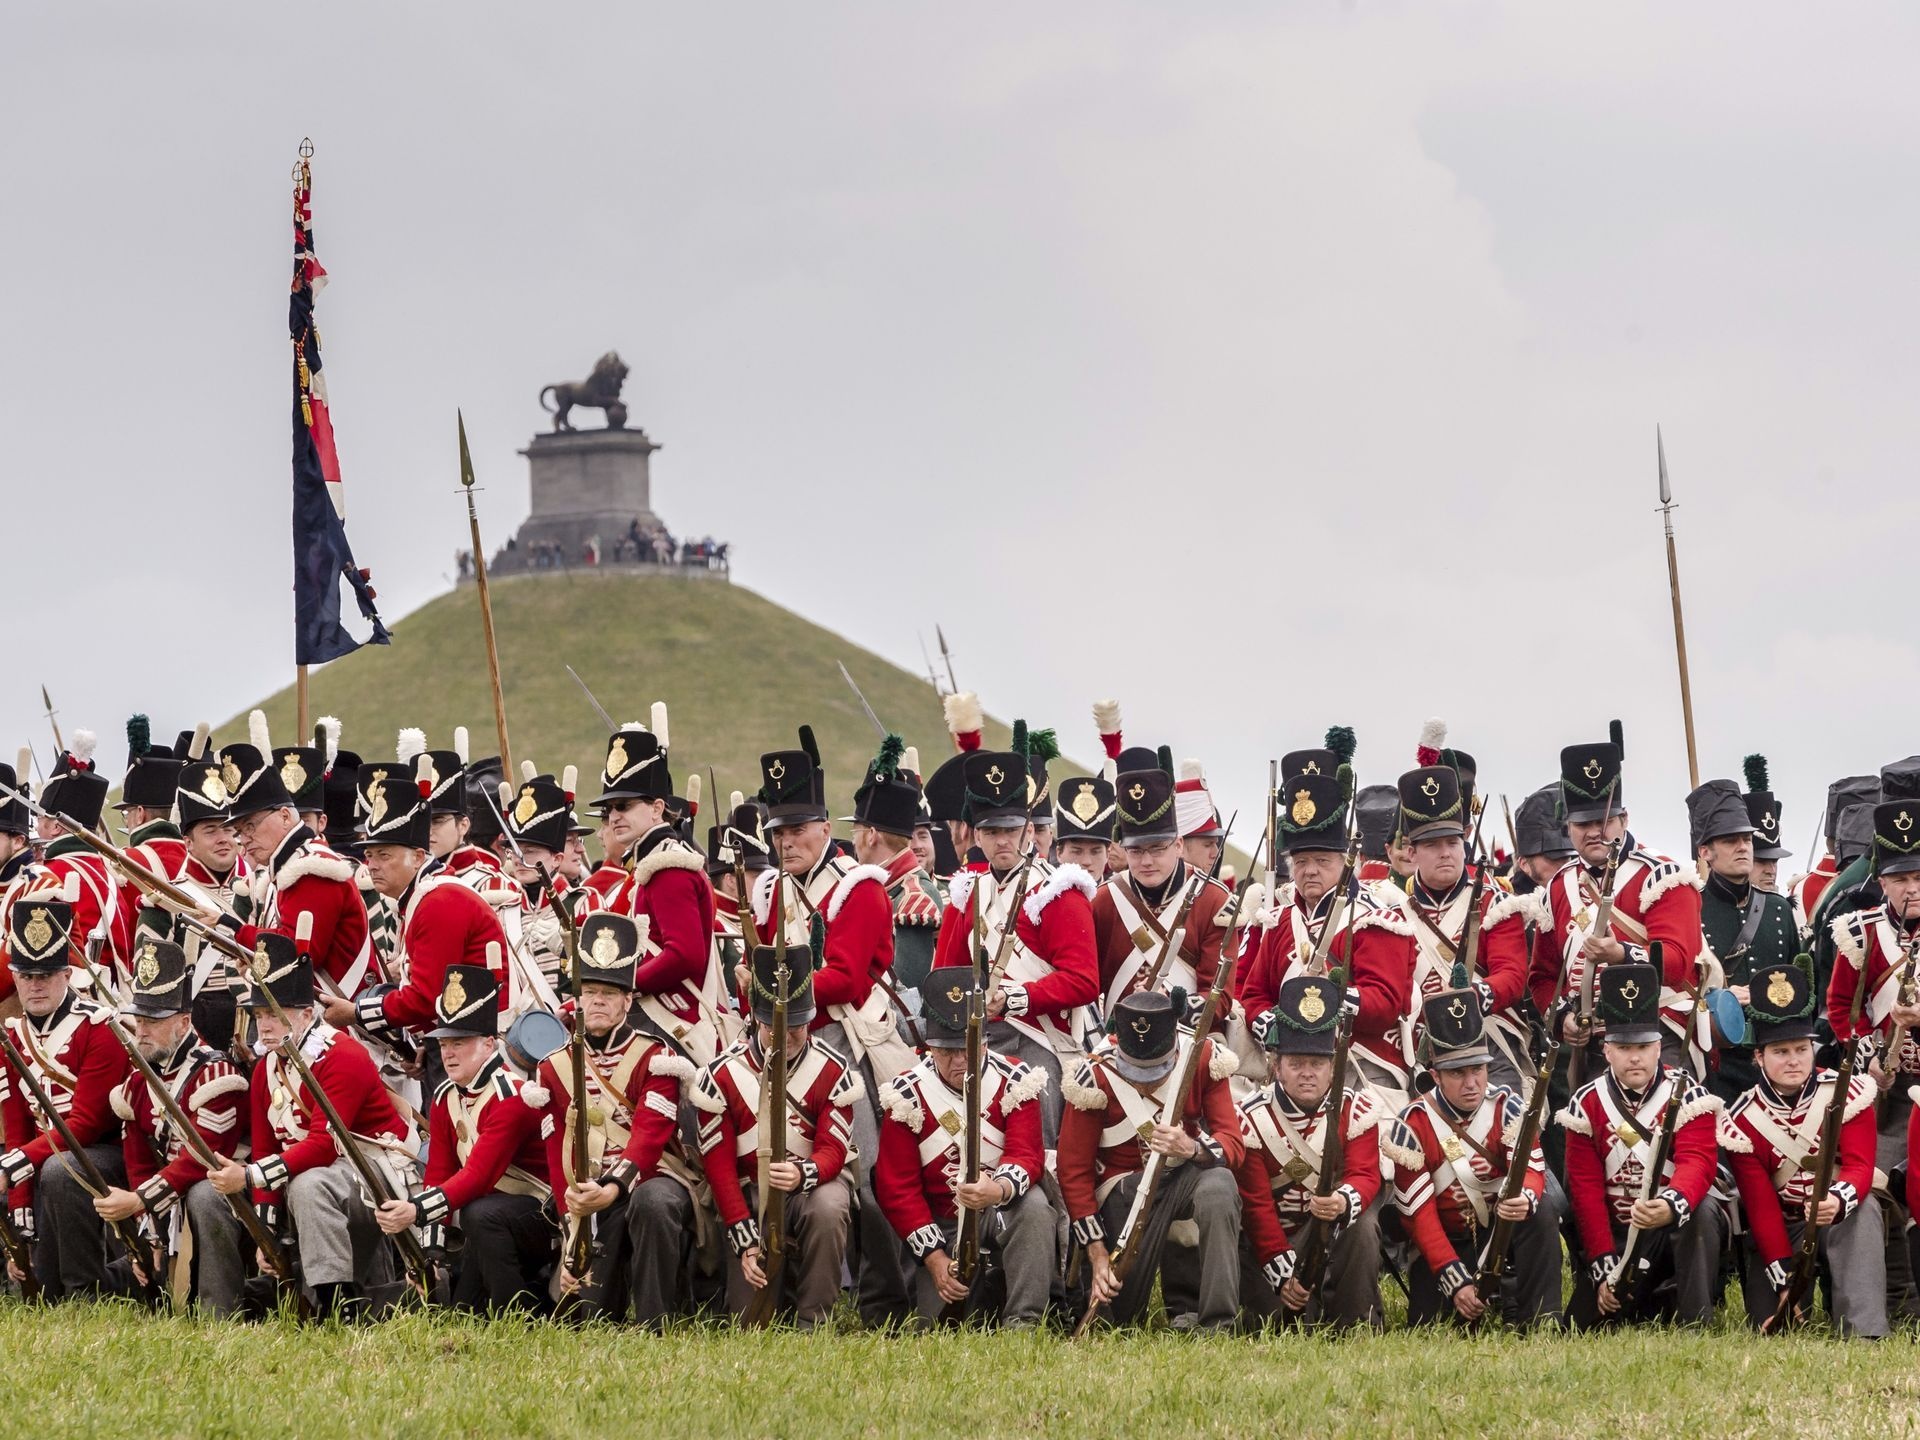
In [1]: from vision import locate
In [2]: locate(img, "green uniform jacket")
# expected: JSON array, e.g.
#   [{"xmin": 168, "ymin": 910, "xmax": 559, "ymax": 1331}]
[{"xmin": 1700, "ymin": 876, "xmax": 1798, "ymax": 1101}]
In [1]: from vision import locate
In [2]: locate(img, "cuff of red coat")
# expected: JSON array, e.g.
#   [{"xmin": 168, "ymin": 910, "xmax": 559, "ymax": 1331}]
[
  {"xmin": 0, "ymin": 1151, "xmax": 34, "ymax": 1189},
  {"xmin": 1472, "ymin": 980, "xmax": 1496, "ymax": 1016},
  {"xmin": 1192, "ymin": 1133, "xmax": 1225, "ymax": 1166},
  {"xmin": 413, "ymin": 1186, "xmax": 450, "ymax": 1227},
  {"xmin": 1000, "ymin": 982, "xmax": 1030, "ymax": 1018},
  {"xmin": 1335, "ymin": 1184, "xmax": 1364, "ymax": 1225},
  {"xmin": 136, "ymin": 1175, "xmax": 178, "ymax": 1217},
  {"xmin": 1435, "ymin": 1259, "xmax": 1472, "ymax": 1297},
  {"xmin": 354, "ymin": 989, "xmax": 395, "ymax": 1035},
  {"xmin": 1589, "ymin": 1253, "xmax": 1618, "ymax": 1287},
  {"xmin": 1262, "ymin": 1251, "xmax": 1295, "ymax": 1292},
  {"xmin": 798, "ymin": 1159, "xmax": 820, "ymax": 1193},
  {"xmin": 727, "ymin": 1218, "xmax": 763, "ymax": 1256},
  {"xmin": 1657, "ymin": 1188, "xmax": 1693, "ymax": 1227},
  {"xmin": 989, "ymin": 1162, "xmax": 1031, "ymax": 1199},
  {"xmin": 1763, "ymin": 1257, "xmax": 1789, "ymax": 1290},
  {"xmin": 1071, "ymin": 1214, "xmax": 1105, "ymax": 1248},
  {"xmin": 247, "ymin": 1155, "xmax": 289, "ymax": 1194},
  {"xmin": 906, "ymin": 1223, "xmax": 946, "ymax": 1262},
  {"xmin": 600, "ymin": 1158, "xmax": 639, "ymax": 1198},
  {"xmin": 1829, "ymin": 1180, "xmax": 1859, "ymax": 1222}
]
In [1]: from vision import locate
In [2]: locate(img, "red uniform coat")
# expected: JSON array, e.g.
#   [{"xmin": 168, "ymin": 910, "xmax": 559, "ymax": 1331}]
[
  {"xmin": 1399, "ymin": 883, "xmax": 1537, "ymax": 1040},
  {"xmin": 412, "ymin": 1055, "xmax": 551, "ymax": 1226},
  {"xmin": 1791, "ymin": 855, "xmax": 1839, "ymax": 935},
  {"xmin": 0, "ymin": 992, "xmax": 129, "ymax": 1206},
  {"xmin": 1384, "ymin": 1085, "xmax": 1545, "ymax": 1293},
  {"xmin": 692, "ymin": 1035, "xmax": 861, "ymax": 1256},
  {"xmin": 531, "ymin": 1026, "xmax": 690, "ymax": 1197},
  {"xmin": 1239, "ymin": 895, "xmax": 1415, "ymax": 1076},
  {"xmin": 113, "ymin": 1040, "xmax": 248, "ymax": 1218},
  {"xmin": 244, "ymin": 1024, "xmax": 406, "ymax": 1204},
  {"xmin": 1721, "ymin": 1070, "xmax": 1875, "ymax": 1273},
  {"xmin": 1557, "ymin": 1065, "xmax": 1720, "ymax": 1278},
  {"xmin": 1527, "ymin": 846, "xmax": 1702, "ymax": 1043},
  {"xmin": 934, "ymin": 865, "xmax": 1100, "ymax": 1049},
  {"xmin": 0, "ymin": 847, "xmax": 125, "ymax": 1003},
  {"xmin": 606, "ymin": 828, "xmax": 720, "ymax": 1026},
  {"xmin": 236, "ymin": 827, "xmax": 371, "ymax": 998},
  {"xmin": 749, "ymin": 857, "xmax": 897, "ymax": 1033},
  {"xmin": 354, "ymin": 875, "xmax": 509, "ymax": 1037},
  {"xmin": 1090, "ymin": 866, "xmax": 1233, "ymax": 1010},
  {"xmin": 1236, "ymin": 1085, "xmax": 1384, "ymax": 1288},
  {"xmin": 873, "ymin": 1051, "xmax": 1047, "ymax": 1261},
  {"xmin": 1055, "ymin": 1035, "xmax": 1244, "ymax": 1250},
  {"xmin": 113, "ymin": 823, "xmax": 189, "ymax": 965},
  {"xmin": 1827, "ymin": 906, "xmax": 1920, "ymax": 1079}
]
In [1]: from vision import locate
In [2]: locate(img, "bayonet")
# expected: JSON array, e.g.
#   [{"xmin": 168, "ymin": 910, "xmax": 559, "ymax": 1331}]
[
  {"xmin": 39, "ymin": 684, "xmax": 62, "ymax": 756},
  {"xmin": 836, "ymin": 661, "xmax": 887, "ymax": 737},
  {"xmin": 565, "ymin": 664, "xmax": 618, "ymax": 733}
]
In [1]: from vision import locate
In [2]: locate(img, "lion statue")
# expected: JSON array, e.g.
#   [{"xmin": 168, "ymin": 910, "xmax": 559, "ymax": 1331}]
[{"xmin": 540, "ymin": 351, "xmax": 631, "ymax": 431}]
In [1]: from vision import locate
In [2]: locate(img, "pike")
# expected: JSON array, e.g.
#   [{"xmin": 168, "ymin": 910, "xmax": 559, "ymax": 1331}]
[
  {"xmin": 38, "ymin": 684, "xmax": 62, "ymax": 756},
  {"xmin": 836, "ymin": 661, "xmax": 887, "ymax": 738},
  {"xmin": 1656, "ymin": 426, "xmax": 1700, "ymax": 789},
  {"xmin": 458, "ymin": 410, "xmax": 514, "ymax": 780},
  {"xmin": 565, "ymin": 664, "xmax": 617, "ymax": 734},
  {"xmin": 935, "ymin": 623, "xmax": 959, "ymax": 694},
  {"xmin": 741, "ymin": 877, "xmax": 792, "ymax": 1328},
  {"xmin": 917, "ymin": 635, "xmax": 945, "ymax": 696}
]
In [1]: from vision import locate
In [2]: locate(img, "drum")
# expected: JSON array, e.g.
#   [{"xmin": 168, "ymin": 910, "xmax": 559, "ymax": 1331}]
[
  {"xmin": 1705, "ymin": 986, "xmax": 1748, "ymax": 1048},
  {"xmin": 504, "ymin": 1009, "xmax": 570, "ymax": 1076}
]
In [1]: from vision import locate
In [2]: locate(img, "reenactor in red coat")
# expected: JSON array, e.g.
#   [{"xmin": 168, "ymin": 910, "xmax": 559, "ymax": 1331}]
[
  {"xmin": 98, "ymin": 939, "xmax": 249, "ymax": 1314},
  {"xmin": 1058, "ymin": 990, "xmax": 1245, "ymax": 1332},
  {"xmin": 208, "ymin": 935, "xmax": 413, "ymax": 1319},
  {"xmin": 1722, "ymin": 961, "xmax": 1885, "ymax": 1336},
  {"xmin": 0, "ymin": 894, "xmax": 132, "ymax": 1300},
  {"xmin": 873, "ymin": 965, "xmax": 1053, "ymax": 1328},
  {"xmin": 1236, "ymin": 975, "xmax": 1386, "ymax": 1331},
  {"xmin": 12, "ymin": 739, "xmax": 125, "ymax": 992},
  {"xmin": 375, "ymin": 964, "xmax": 552, "ymax": 1313},
  {"xmin": 1384, "ymin": 970, "xmax": 1558, "ymax": 1328},
  {"xmin": 1557, "ymin": 961, "xmax": 1726, "ymax": 1326},
  {"xmin": 109, "ymin": 717, "xmax": 188, "ymax": 964},
  {"xmin": 1053, "ymin": 773, "xmax": 1118, "ymax": 881},
  {"xmin": 694, "ymin": 941, "xmax": 860, "ymax": 1328},
  {"xmin": 542, "ymin": 913, "xmax": 710, "ymax": 1327}
]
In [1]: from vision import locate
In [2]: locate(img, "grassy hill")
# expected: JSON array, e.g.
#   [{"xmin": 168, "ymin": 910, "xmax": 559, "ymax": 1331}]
[{"xmin": 219, "ymin": 571, "xmax": 1028, "ymax": 822}]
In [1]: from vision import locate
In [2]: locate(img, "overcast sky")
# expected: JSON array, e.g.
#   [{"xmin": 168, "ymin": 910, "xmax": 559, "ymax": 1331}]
[{"xmin": 5, "ymin": 2, "xmax": 1916, "ymax": 862}]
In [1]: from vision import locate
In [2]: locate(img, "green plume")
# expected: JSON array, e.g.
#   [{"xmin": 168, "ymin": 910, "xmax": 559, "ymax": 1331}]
[
  {"xmin": 1011, "ymin": 719, "xmax": 1028, "ymax": 757},
  {"xmin": 125, "ymin": 714, "xmax": 150, "ymax": 760},
  {"xmin": 1743, "ymin": 753, "xmax": 1769, "ymax": 793},
  {"xmin": 1026, "ymin": 727, "xmax": 1059, "ymax": 763},
  {"xmin": 1156, "ymin": 745, "xmax": 1174, "ymax": 778},
  {"xmin": 873, "ymin": 733, "xmax": 905, "ymax": 781},
  {"xmin": 1325, "ymin": 726, "xmax": 1356, "ymax": 765}
]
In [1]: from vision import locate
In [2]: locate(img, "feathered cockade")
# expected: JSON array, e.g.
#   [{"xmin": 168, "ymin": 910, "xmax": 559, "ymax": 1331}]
[
  {"xmin": 799, "ymin": 724, "xmax": 820, "ymax": 767},
  {"xmin": 872, "ymin": 733, "xmax": 906, "ymax": 782},
  {"xmin": 1608, "ymin": 718, "xmax": 1624, "ymax": 757},
  {"xmin": 1744, "ymin": 753, "xmax": 1770, "ymax": 793},
  {"xmin": 1026, "ymin": 728, "xmax": 1059, "ymax": 764},
  {"xmin": 125, "ymin": 714, "xmax": 151, "ymax": 760},
  {"xmin": 1012, "ymin": 720, "xmax": 1029, "ymax": 757},
  {"xmin": 1325, "ymin": 725, "xmax": 1357, "ymax": 766}
]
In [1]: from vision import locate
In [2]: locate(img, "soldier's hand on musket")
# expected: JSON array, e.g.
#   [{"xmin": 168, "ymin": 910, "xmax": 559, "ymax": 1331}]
[
  {"xmin": 1869, "ymin": 1056, "xmax": 1893, "ymax": 1094},
  {"xmin": 319, "ymin": 994, "xmax": 357, "ymax": 1028},
  {"xmin": 1893, "ymin": 1001, "xmax": 1920, "ymax": 1028},
  {"xmin": 1450, "ymin": 1280, "xmax": 1486, "ymax": 1321},
  {"xmin": 5, "ymin": 1260, "xmax": 23, "ymax": 1286},
  {"xmin": 766, "ymin": 1160, "xmax": 803, "ymax": 1193},
  {"xmin": 556, "ymin": 1265, "xmax": 583, "ymax": 1297},
  {"xmin": 1306, "ymin": 1193, "xmax": 1346, "ymax": 1222},
  {"xmin": 986, "ymin": 988, "xmax": 1009, "ymax": 1021},
  {"xmin": 928, "ymin": 1250, "xmax": 969, "ymax": 1305},
  {"xmin": 1147, "ymin": 1123, "xmax": 1196, "ymax": 1160},
  {"xmin": 208, "ymin": 1158, "xmax": 247, "ymax": 1196},
  {"xmin": 1495, "ymin": 1193, "xmax": 1532, "ymax": 1223},
  {"xmin": 566, "ymin": 1180, "xmax": 617, "ymax": 1217},
  {"xmin": 255, "ymin": 1248, "xmax": 274, "ymax": 1273},
  {"xmin": 92, "ymin": 1186, "xmax": 144, "ymax": 1223},
  {"xmin": 1810, "ymin": 1193, "xmax": 1842, "ymax": 1226},
  {"xmin": 740, "ymin": 1244, "xmax": 768, "ymax": 1289},
  {"xmin": 1580, "ymin": 935, "xmax": 1625, "ymax": 966},
  {"xmin": 1280, "ymin": 1276, "xmax": 1312, "ymax": 1312},
  {"xmin": 1628, "ymin": 1197, "xmax": 1675, "ymax": 1229},
  {"xmin": 733, "ymin": 962, "xmax": 750, "ymax": 994},
  {"xmin": 375, "ymin": 1197, "xmax": 419, "ymax": 1234},
  {"xmin": 956, "ymin": 1176, "xmax": 1010, "ymax": 1212},
  {"xmin": 1595, "ymin": 1278, "xmax": 1621, "ymax": 1315},
  {"xmin": 1561, "ymin": 1011, "xmax": 1592, "ymax": 1044},
  {"xmin": 1086, "ymin": 1244, "xmax": 1122, "ymax": 1305}
]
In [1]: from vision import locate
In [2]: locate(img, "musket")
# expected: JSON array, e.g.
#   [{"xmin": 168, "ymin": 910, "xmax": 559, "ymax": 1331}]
[
  {"xmin": 0, "ymin": 1020, "xmax": 161, "ymax": 1306},
  {"xmin": 565, "ymin": 664, "xmax": 617, "ymax": 734},
  {"xmin": 1656, "ymin": 426, "xmax": 1701, "ymax": 790},
  {"xmin": 1456, "ymin": 802, "xmax": 1493, "ymax": 978},
  {"xmin": 741, "ymin": 878, "xmax": 791, "ymax": 1328},
  {"xmin": 1263, "ymin": 761, "xmax": 1278, "ymax": 910},
  {"xmin": 39, "ymin": 685, "xmax": 62, "ymax": 757},
  {"xmin": 549, "ymin": 897, "xmax": 596, "ymax": 1302},
  {"xmin": 1475, "ymin": 1021, "xmax": 1559, "ymax": 1305},
  {"xmin": 836, "ymin": 661, "xmax": 887, "ymax": 737},
  {"xmin": 1075, "ymin": 886, "xmax": 1244, "ymax": 1339},
  {"xmin": 1499, "ymin": 794, "xmax": 1520, "ymax": 868},
  {"xmin": 458, "ymin": 410, "xmax": 514, "ymax": 780},
  {"xmin": 947, "ymin": 883, "xmax": 992, "ymax": 1319},
  {"xmin": 1766, "ymin": 954, "xmax": 1864, "ymax": 1333},
  {"xmin": 979, "ymin": 858, "xmax": 1038, "ymax": 997},
  {"xmin": 68, "ymin": 944, "xmax": 306, "ymax": 1314},
  {"xmin": 1874, "ymin": 898, "xmax": 1919, "ymax": 1126},
  {"xmin": 935, "ymin": 624, "xmax": 959, "ymax": 694},
  {"xmin": 1138, "ymin": 871, "xmax": 1206, "ymax": 997},
  {"xmin": 1566, "ymin": 779, "xmax": 1625, "ymax": 1092},
  {"xmin": 1290, "ymin": 966, "xmax": 1355, "ymax": 1303},
  {"xmin": 1211, "ymin": 812, "xmax": 1238, "ymax": 881}
]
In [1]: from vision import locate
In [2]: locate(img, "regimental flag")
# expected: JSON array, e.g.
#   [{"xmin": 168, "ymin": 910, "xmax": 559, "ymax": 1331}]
[{"xmin": 291, "ymin": 138, "xmax": 390, "ymax": 665}]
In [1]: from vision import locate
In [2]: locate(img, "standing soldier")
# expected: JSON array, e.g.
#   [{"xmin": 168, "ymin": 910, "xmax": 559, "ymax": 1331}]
[
  {"xmin": 0, "ymin": 893, "xmax": 131, "ymax": 1300},
  {"xmin": 858, "ymin": 746, "xmax": 945, "ymax": 1003},
  {"xmin": 95, "ymin": 939, "xmax": 250, "ymax": 1314},
  {"xmin": 502, "ymin": 767, "xmax": 584, "ymax": 1001},
  {"xmin": 542, "ymin": 914, "xmax": 711, "ymax": 1327},
  {"xmin": 26, "ymin": 734, "xmax": 124, "ymax": 978},
  {"xmin": 872, "ymin": 965, "xmax": 1053, "ymax": 1329},
  {"xmin": 1092, "ymin": 762, "xmax": 1232, "ymax": 1016},
  {"xmin": 207, "ymin": 934, "xmax": 413, "ymax": 1319},
  {"xmin": 1742, "ymin": 754, "xmax": 1792, "ymax": 895},
  {"xmin": 1687, "ymin": 778, "xmax": 1797, "ymax": 1102},
  {"xmin": 694, "ymin": 942, "xmax": 861, "ymax": 1330},
  {"xmin": 933, "ymin": 732, "xmax": 1100, "ymax": 1146},
  {"xmin": 374, "ymin": 965, "xmax": 552, "ymax": 1314},
  {"xmin": 1058, "ymin": 990, "xmax": 1245, "ymax": 1333},
  {"xmin": 404, "ymin": 727, "xmax": 528, "ymax": 962},
  {"xmin": 1721, "ymin": 960, "xmax": 1886, "ymax": 1337},
  {"xmin": 164, "ymin": 759, "xmax": 251, "ymax": 1053},
  {"xmin": 1558, "ymin": 961, "xmax": 1726, "ymax": 1327},
  {"xmin": 1529, "ymin": 725, "xmax": 1703, "ymax": 1072},
  {"xmin": 1236, "ymin": 974, "xmax": 1386, "ymax": 1331},
  {"xmin": 1053, "ymin": 772, "xmax": 1117, "ymax": 883},
  {"xmin": 706, "ymin": 793, "xmax": 770, "ymax": 1000},
  {"xmin": 1792, "ymin": 775, "xmax": 1880, "ymax": 940},
  {"xmin": 271, "ymin": 725, "xmax": 331, "ymax": 848},
  {"xmin": 1353, "ymin": 785, "xmax": 1399, "ymax": 895},
  {"xmin": 1385, "ymin": 969, "xmax": 1559, "ymax": 1328},
  {"xmin": 1393, "ymin": 764, "xmax": 1539, "ymax": 1094},
  {"xmin": 1509, "ymin": 784, "xmax": 1575, "ymax": 893},
  {"xmin": 112, "ymin": 718, "xmax": 188, "ymax": 962},
  {"xmin": 594, "ymin": 709, "xmax": 724, "ymax": 1066}
]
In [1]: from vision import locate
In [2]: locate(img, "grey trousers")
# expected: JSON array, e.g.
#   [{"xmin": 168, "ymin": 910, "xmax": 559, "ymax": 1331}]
[
  {"xmin": 989, "ymin": 1025, "xmax": 1067, "ymax": 1149},
  {"xmin": 910, "ymin": 1186, "xmax": 1055, "ymax": 1330},
  {"xmin": 286, "ymin": 1158, "xmax": 395, "ymax": 1291},
  {"xmin": 1406, "ymin": 1207, "xmax": 1562, "ymax": 1328},
  {"xmin": 1238, "ymin": 1198, "xmax": 1383, "ymax": 1331},
  {"xmin": 182, "ymin": 1179, "xmax": 248, "ymax": 1317},
  {"xmin": 1742, "ymin": 1196, "xmax": 1889, "ymax": 1338},
  {"xmin": 1097, "ymin": 1165, "xmax": 1241, "ymax": 1330},
  {"xmin": 34, "ymin": 1144, "xmax": 127, "ymax": 1301},
  {"xmin": 574, "ymin": 1176, "xmax": 696, "ymax": 1326},
  {"xmin": 725, "ymin": 1178, "xmax": 852, "ymax": 1327},
  {"xmin": 1571, "ymin": 1193, "xmax": 1727, "ymax": 1327},
  {"xmin": 454, "ymin": 1191, "xmax": 552, "ymax": 1313}
]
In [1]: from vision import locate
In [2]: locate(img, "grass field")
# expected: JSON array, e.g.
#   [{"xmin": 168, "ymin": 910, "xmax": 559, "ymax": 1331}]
[{"xmin": 0, "ymin": 1303, "xmax": 1915, "ymax": 1439}]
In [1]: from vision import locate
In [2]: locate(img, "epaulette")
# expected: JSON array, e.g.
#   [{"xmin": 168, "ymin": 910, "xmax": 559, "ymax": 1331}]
[
  {"xmin": 1484, "ymin": 888, "xmax": 1551, "ymax": 932},
  {"xmin": 879, "ymin": 1071, "xmax": 925, "ymax": 1129},
  {"xmin": 826, "ymin": 1056, "xmax": 867, "ymax": 1109},
  {"xmin": 1023, "ymin": 863, "xmax": 1097, "ymax": 923},
  {"xmin": 1062, "ymin": 1052, "xmax": 1110, "ymax": 1111},
  {"xmin": 1636, "ymin": 856, "xmax": 1694, "ymax": 908},
  {"xmin": 999, "ymin": 1057, "xmax": 1049, "ymax": 1111},
  {"xmin": 1353, "ymin": 906, "xmax": 1413, "ymax": 937},
  {"xmin": 1380, "ymin": 1116, "xmax": 1425, "ymax": 1169}
]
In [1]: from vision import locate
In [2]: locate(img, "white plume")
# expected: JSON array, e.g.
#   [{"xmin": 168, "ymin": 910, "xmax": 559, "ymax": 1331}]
[
  {"xmin": 397, "ymin": 727, "xmax": 426, "ymax": 764},
  {"xmin": 650, "ymin": 702, "xmax": 669, "ymax": 750},
  {"xmin": 903, "ymin": 746, "xmax": 920, "ymax": 776},
  {"xmin": 14, "ymin": 747, "xmax": 30, "ymax": 782},
  {"xmin": 453, "ymin": 726, "xmax": 469, "ymax": 765},
  {"xmin": 728, "ymin": 790, "xmax": 744, "ymax": 809},
  {"xmin": 944, "ymin": 691, "xmax": 983, "ymax": 736},
  {"xmin": 520, "ymin": 760, "xmax": 537, "ymax": 782},
  {"xmin": 71, "ymin": 728, "xmax": 98, "ymax": 764},
  {"xmin": 189, "ymin": 723, "xmax": 210, "ymax": 760},
  {"xmin": 317, "ymin": 716, "xmax": 341, "ymax": 768},
  {"xmin": 247, "ymin": 710, "xmax": 270, "ymax": 755},
  {"xmin": 1418, "ymin": 717, "xmax": 1448, "ymax": 753},
  {"xmin": 1178, "ymin": 757, "xmax": 1205, "ymax": 782},
  {"xmin": 686, "ymin": 774, "xmax": 701, "ymax": 809},
  {"xmin": 562, "ymin": 765, "xmax": 578, "ymax": 798},
  {"xmin": 1092, "ymin": 698, "xmax": 1122, "ymax": 734}
]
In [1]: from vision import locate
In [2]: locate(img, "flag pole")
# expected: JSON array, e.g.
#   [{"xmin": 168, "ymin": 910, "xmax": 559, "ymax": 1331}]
[
  {"xmin": 1656, "ymin": 425, "xmax": 1700, "ymax": 789},
  {"xmin": 458, "ymin": 411, "xmax": 513, "ymax": 780},
  {"xmin": 296, "ymin": 665, "xmax": 310, "ymax": 739}
]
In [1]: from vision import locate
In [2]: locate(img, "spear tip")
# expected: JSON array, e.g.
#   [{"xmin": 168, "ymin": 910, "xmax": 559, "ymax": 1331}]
[{"xmin": 1656, "ymin": 424, "xmax": 1671, "ymax": 505}]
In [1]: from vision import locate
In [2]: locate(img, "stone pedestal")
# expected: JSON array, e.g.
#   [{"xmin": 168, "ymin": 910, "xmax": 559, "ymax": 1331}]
[{"xmin": 492, "ymin": 427, "xmax": 661, "ymax": 573}]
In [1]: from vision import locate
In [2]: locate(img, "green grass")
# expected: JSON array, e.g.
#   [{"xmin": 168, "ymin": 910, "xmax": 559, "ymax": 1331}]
[{"xmin": 0, "ymin": 1303, "xmax": 1914, "ymax": 1439}]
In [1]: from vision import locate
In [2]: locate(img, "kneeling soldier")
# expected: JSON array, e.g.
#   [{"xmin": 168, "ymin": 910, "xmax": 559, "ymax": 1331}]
[
  {"xmin": 1237, "ymin": 975, "xmax": 1386, "ymax": 1331},
  {"xmin": 1722, "ymin": 961, "xmax": 1886, "ymax": 1337},
  {"xmin": 1559, "ymin": 960, "xmax": 1726, "ymax": 1327},
  {"xmin": 1385, "ymin": 967, "xmax": 1559, "ymax": 1327},
  {"xmin": 208, "ymin": 935, "xmax": 414, "ymax": 1319},
  {"xmin": 1058, "ymin": 989, "xmax": 1245, "ymax": 1333},
  {"xmin": 98, "ymin": 939, "xmax": 250, "ymax": 1314},
  {"xmin": 376, "ymin": 964, "xmax": 553, "ymax": 1313},
  {"xmin": 543, "ymin": 913, "xmax": 713, "ymax": 1327},
  {"xmin": 873, "ymin": 965, "xmax": 1054, "ymax": 1328},
  {"xmin": 695, "ymin": 943, "xmax": 861, "ymax": 1328}
]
